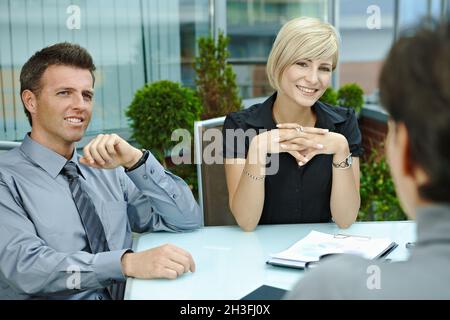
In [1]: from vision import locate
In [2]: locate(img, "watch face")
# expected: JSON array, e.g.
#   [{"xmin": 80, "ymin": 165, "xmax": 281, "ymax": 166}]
[{"xmin": 347, "ymin": 155, "xmax": 353, "ymax": 166}]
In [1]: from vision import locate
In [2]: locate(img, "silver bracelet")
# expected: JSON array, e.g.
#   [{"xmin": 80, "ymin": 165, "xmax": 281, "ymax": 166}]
[
  {"xmin": 332, "ymin": 153, "xmax": 353, "ymax": 170},
  {"xmin": 243, "ymin": 170, "xmax": 265, "ymax": 181}
]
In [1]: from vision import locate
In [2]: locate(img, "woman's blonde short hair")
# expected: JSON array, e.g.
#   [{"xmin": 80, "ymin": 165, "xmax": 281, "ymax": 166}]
[{"xmin": 266, "ymin": 17, "xmax": 340, "ymax": 91}]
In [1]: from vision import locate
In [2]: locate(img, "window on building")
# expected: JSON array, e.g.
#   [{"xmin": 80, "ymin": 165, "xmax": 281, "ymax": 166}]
[
  {"xmin": 0, "ymin": 0, "xmax": 209, "ymax": 141},
  {"xmin": 226, "ymin": 0, "xmax": 328, "ymax": 99},
  {"xmin": 180, "ymin": 0, "xmax": 210, "ymax": 89},
  {"xmin": 338, "ymin": 0, "xmax": 395, "ymax": 98}
]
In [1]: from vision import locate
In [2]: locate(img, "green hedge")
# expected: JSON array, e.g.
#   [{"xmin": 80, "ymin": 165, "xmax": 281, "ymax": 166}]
[
  {"xmin": 319, "ymin": 83, "xmax": 364, "ymax": 114},
  {"xmin": 126, "ymin": 80, "xmax": 202, "ymax": 197},
  {"xmin": 320, "ymin": 87, "xmax": 338, "ymax": 105},
  {"xmin": 337, "ymin": 83, "xmax": 364, "ymax": 114},
  {"xmin": 359, "ymin": 146, "xmax": 407, "ymax": 221},
  {"xmin": 194, "ymin": 31, "xmax": 242, "ymax": 119},
  {"xmin": 126, "ymin": 80, "xmax": 202, "ymax": 164}
]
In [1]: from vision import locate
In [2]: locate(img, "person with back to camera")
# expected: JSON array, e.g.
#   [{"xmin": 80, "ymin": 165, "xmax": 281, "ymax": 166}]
[
  {"xmin": 223, "ymin": 17, "xmax": 363, "ymax": 231},
  {"xmin": 287, "ymin": 22, "xmax": 450, "ymax": 299}
]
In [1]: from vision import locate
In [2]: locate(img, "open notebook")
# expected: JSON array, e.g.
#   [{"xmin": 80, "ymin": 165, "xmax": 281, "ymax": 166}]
[{"xmin": 267, "ymin": 230, "xmax": 398, "ymax": 269}]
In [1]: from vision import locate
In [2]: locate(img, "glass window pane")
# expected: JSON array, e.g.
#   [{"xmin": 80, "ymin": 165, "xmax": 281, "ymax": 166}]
[
  {"xmin": 339, "ymin": 0, "xmax": 395, "ymax": 96},
  {"xmin": 431, "ymin": 0, "xmax": 442, "ymax": 21},
  {"xmin": 227, "ymin": 0, "xmax": 328, "ymax": 99},
  {"xmin": 0, "ymin": 0, "xmax": 15, "ymax": 141},
  {"xmin": 398, "ymin": 0, "xmax": 428, "ymax": 32},
  {"xmin": 0, "ymin": 0, "xmax": 209, "ymax": 141},
  {"xmin": 447, "ymin": 0, "xmax": 450, "ymax": 20},
  {"xmin": 180, "ymin": 0, "xmax": 210, "ymax": 88},
  {"xmin": 398, "ymin": 0, "xmax": 445, "ymax": 32}
]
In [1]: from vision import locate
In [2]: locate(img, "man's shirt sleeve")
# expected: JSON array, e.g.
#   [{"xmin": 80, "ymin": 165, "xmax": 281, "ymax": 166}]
[{"xmin": 123, "ymin": 150, "xmax": 202, "ymax": 232}]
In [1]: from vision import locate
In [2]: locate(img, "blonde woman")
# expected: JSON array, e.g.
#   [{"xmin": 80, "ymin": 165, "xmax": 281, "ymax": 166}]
[{"xmin": 223, "ymin": 17, "xmax": 362, "ymax": 231}]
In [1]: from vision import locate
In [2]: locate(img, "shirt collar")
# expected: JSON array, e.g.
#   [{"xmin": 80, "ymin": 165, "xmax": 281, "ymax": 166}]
[
  {"xmin": 20, "ymin": 133, "xmax": 85, "ymax": 180},
  {"xmin": 314, "ymin": 100, "xmax": 347, "ymax": 131},
  {"xmin": 244, "ymin": 93, "xmax": 278, "ymax": 129},
  {"xmin": 244, "ymin": 92, "xmax": 347, "ymax": 131}
]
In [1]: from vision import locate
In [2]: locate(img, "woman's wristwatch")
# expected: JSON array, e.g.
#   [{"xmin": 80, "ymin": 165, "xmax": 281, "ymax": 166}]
[{"xmin": 332, "ymin": 153, "xmax": 352, "ymax": 169}]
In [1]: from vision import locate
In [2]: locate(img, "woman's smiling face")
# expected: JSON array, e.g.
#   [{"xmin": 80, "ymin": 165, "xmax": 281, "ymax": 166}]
[{"xmin": 278, "ymin": 58, "xmax": 333, "ymax": 108}]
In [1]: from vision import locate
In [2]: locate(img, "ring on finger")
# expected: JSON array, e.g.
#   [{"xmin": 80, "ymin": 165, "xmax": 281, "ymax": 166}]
[{"xmin": 296, "ymin": 125, "xmax": 304, "ymax": 133}]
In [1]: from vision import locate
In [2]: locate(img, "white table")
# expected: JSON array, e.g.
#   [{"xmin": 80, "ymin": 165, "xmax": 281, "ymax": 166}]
[{"xmin": 125, "ymin": 221, "xmax": 415, "ymax": 300}]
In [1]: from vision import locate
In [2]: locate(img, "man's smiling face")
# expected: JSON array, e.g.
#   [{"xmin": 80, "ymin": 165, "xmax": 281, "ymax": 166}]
[{"xmin": 31, "ymin": 64, "xmax": 94, "ymax": 149}]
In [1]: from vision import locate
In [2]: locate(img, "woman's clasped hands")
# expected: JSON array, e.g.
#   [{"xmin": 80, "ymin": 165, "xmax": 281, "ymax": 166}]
[
  {"xmin": 254, "ymin": 123, "xmax": 348, "ymax": 166},
  {"xmin": 277, "ymin": 123, "xmax": 349, "ymax": 166}
]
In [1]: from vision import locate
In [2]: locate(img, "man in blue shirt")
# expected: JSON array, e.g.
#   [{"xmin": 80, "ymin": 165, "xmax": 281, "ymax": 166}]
[{"xmin": 0, "ymin": 42, "xmax": 202, "ymax": 299}]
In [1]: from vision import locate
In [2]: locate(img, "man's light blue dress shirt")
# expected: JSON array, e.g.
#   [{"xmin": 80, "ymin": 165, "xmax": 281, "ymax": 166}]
[{"xmin": 0, "ymin": 134, "xmax": 201, "ymax": 299}]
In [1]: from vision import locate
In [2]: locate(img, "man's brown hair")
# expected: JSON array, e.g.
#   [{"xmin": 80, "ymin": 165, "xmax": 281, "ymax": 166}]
[{"xmin": 379, "ymin": 22, "xmax": 450, "ymax": 202}]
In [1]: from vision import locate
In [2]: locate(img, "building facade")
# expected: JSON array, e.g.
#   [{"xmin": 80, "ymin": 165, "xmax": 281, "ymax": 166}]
[{"xmin": 1, "ymin": 0, "xmax": 448, "ymax": 141}]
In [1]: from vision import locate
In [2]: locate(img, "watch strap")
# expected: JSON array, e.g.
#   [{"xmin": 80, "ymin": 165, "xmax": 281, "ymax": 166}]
[{"xmin": 125, "ymin": 149, "xmax": 149, "ymax": 172}]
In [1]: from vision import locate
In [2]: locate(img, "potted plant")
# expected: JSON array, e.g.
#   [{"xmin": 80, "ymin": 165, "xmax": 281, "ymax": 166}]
[
  {"xmin": 126, "ymin": 80, "xmax": 202, "ymax": 193},
  {"xmin": 194, "ymin": 31, "xmax": 242, "ymax": 119},
  {"xmin": 359, "ymin": 145, "xmax": 406, "ymax": 221},
  {"xmin": 319, "ymin": 87, "xmax": 338, "ymax": 105},
  {"xmin": 337, "ymin": 83, "xmax": 365, "ymax": 114}
]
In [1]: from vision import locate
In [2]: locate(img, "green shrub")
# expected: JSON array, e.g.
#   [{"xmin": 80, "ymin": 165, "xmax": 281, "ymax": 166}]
[
  {"xmin": 319, "ymin": 87, "xmax": 338, "ymax": 105},
  {"xmin": 337, "ymin": 83, "xmax": 364, "ymax": 113},
  {"xmin": 359, "ymin": 146, "xmax": 407, "ymax": 221},
  {"xmin": 194, "ymin": 31, "xmax": 242, "ymax": 119},
  {"xmin": 126, "ymin": 80, "xmax": 202, "ymax": 166}
]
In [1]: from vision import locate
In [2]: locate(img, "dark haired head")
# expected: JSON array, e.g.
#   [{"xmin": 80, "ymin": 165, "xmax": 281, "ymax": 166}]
[
  {"xmin": 379, "ymin": 22, "xmax": 450, "ymax": 202},
  {"xmin": 20, "ymin": 42, "xmax": 96, "ymax": 126}
]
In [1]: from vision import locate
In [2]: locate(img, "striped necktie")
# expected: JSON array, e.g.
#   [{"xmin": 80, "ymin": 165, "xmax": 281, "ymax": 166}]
[
  {"xmin": 61, "ymin": 161, "xmax": 109, "ymax": 253},
  {"xmin": 61, "ymin": 161, "xmax": 125, "ymax": 300}
]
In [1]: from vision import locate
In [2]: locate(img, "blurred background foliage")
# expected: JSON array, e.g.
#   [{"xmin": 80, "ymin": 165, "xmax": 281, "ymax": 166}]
[{"xmin": 359, "ymin": 145, "xmax": 406, "ymax": 221}]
